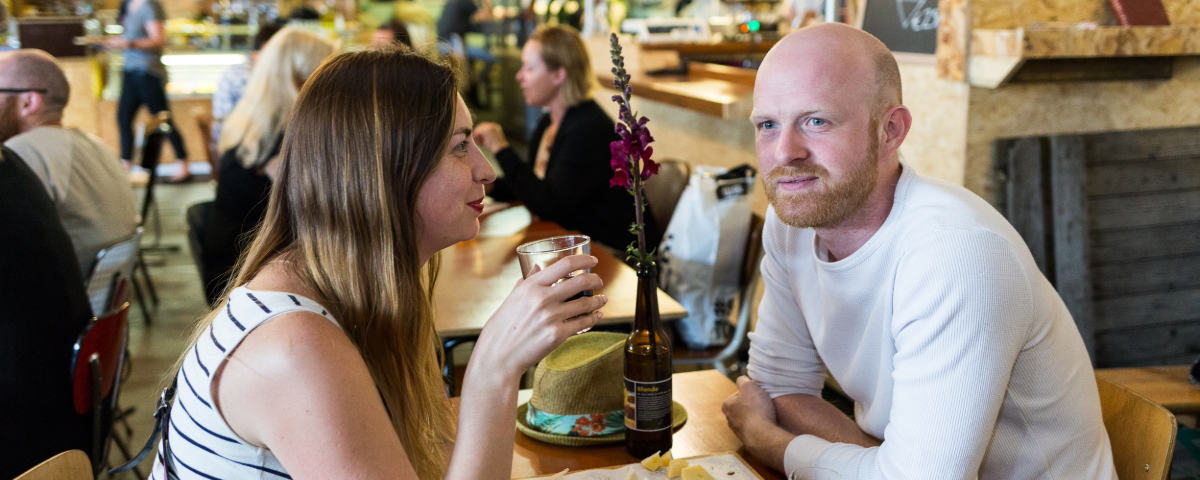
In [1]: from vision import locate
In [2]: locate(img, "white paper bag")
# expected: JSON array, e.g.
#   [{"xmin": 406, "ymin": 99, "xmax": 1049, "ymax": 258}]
[{"xmin": 657, "ymin": 165, "xmax": 756, "ymax": 349}]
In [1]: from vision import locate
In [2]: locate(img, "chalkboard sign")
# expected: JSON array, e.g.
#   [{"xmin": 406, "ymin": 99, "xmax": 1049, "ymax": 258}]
[{"xmin": 858, "ymin": 0, "xmax": 939, "ymax": 54}]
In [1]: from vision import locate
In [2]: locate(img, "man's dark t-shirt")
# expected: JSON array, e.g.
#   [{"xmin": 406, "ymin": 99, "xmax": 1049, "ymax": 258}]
[{"xmin": 437, "ymin": 0, "xmax": 478, "ymax": 42}]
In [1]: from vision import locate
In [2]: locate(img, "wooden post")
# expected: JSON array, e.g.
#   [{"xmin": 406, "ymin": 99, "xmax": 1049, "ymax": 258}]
[
  {"xmin": 1003, "ymin": 137, "xmax": 1053, "ymax": 278},
  {"xmin": 1049, "ymin": 135, "xmax": 1096, "ymax": 363}
]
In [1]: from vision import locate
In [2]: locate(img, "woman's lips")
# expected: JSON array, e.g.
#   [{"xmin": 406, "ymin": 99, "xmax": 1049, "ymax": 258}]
[{"xmin": 468, "ymin": 198, "xmax": 485, "ymax": 214}]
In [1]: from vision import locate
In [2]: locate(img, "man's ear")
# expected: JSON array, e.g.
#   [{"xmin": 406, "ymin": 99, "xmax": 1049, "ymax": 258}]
[
  {"xmin": 880, "ymin": 105, "xmax": 912, "ymax": 156},
  {"xmin": 18, "ymin": 92, "xmax": 44, "ymax": 119}
]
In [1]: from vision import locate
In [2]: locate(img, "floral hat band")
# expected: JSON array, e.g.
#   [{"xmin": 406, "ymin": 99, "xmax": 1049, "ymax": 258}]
[{"xmin": 525, "ymin": 405, "xmax": 625, "ymax": 437}]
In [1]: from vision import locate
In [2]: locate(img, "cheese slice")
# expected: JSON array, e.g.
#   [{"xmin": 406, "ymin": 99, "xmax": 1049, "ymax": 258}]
[
  {"xmin": 623, "ymin": 467, "xmax": 639, "ymax": 480},
  {"xmin": 681, "ymin": 465, "xmax": 716, "ymax": 480},
  {"xmin": 667, "ymin": 459, "xmax": 689, "ymax": 479},
  {"xmin": 660, "ymin": 451, "xmax": 674, "ymax": 469},
  {"xmin": 546, "ymin": 469, "xmax": 569, "ymax": 480},
  {"xmin": 640, "ymin": 452, "xmax": 661, "ymax": 471}
]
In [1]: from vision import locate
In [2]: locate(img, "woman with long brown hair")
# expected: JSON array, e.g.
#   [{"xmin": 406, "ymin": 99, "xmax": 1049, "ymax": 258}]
[{"xmin": 150, "ymin": 47, "xmax": 606, "ymax": 479}]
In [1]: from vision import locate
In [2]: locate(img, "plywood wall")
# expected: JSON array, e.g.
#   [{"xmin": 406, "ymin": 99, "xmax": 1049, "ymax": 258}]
[{"xmin": 971, "ymin": 0, "xmax": 1200, "ymax": 29}]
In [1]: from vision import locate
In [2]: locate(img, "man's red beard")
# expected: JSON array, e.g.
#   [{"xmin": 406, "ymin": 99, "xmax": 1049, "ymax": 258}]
[
  {"xmin": 763, "ymin": 122, "xmax": 881, "ymax": 229},
  {"xmin": 0, "ymin": 96, "xmax": 22, "ymax": 144}
]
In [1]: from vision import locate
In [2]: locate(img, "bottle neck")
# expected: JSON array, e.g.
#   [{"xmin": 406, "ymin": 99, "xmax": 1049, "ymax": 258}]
[{"xmin": 633, "ymin": 262, "xmax": 660, "ymax": 332}]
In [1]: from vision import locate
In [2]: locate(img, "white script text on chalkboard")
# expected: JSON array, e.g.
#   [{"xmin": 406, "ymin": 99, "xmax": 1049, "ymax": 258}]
[{"xmin": 896, "ymin": 0, "xmax": 938, "ymax": 32}]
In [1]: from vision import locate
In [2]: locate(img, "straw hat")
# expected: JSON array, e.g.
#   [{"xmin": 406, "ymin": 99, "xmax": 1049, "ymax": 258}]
[{"xmin": 516, "ymin": 332, "xmax": 687, "ymax": 446}]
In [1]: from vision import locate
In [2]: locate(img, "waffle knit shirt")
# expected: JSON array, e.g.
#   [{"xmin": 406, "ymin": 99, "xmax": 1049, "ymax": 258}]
[{"xmin": 748, "ymin": 165, "xmax": 1116, "ymax": 479}]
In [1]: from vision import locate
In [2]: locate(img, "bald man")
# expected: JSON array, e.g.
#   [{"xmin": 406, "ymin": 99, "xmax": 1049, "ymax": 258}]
[
  {"xmin": 0, "ymin": 49, "xmax": 138, "ymax": 277},
  {"xmin": 721, "ymin": 25, "xmax": 1115, "ymax": 479}
]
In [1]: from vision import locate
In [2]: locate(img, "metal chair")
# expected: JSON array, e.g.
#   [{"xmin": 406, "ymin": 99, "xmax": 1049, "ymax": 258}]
[
  {"xmin": 672, "ymin": 213, "xmax": 765, "ymax": 377},
  {"xmin": 70, "ymin": 303, "xmax": 131, "ymax": 476},
  {"xmin": 85, "ymin": 228, "xmax": 148, "ymax": 322},
  {"xmin": 1097, "ymin": 376, "xmax": 1177, "ymax": 480},
  {"xmin": 13, "ymin": 450, "xmax": 92, "ymax": 480},
  {"xmin": 132, "ymin": 112, "xmax": 182, "ymax": 320},
  {"xmin": 642, "ymin": 159, "xmax": 691, "ymax": 233}
]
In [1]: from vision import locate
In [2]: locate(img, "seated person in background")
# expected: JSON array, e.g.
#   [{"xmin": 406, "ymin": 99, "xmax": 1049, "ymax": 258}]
[
  {"xmin": 211, "ymin": 23, "xmax": 282, "ymax": 147},
  {"xmin": 474, "ymin": 26, "xmax": 661, "ymax": 252},
  {"xmin": 200, "ymin": 27, "xmax": 336, "ymax": 304},
  {"xmin": 373, "ymin": 19, "xmax": 413, "ymax": 48},
  {"xmin": 1, "ymin": 49, "xmax": 138, "ymax": 277},
  {"xmin": 151, "ymin": 47, "xmax": 606, "ymax": 479},
  {"xmin": 721, "ymin": 24, "xmax": 1116, "ymax": 479},
  {"xmin": 0, "ymin": 146, "xmax": 93, "ymax": 477}
]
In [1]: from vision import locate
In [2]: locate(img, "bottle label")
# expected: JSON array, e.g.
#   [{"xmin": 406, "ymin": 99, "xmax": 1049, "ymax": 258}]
[{"xmin": 623, "ymin": 376, "xmax": 672, "ymax": 432}]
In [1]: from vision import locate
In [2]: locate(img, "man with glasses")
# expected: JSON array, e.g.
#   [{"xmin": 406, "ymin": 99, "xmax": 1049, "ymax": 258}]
[
  {"xmin": 0, "ymin": 49, "xmax": 138, "ymax": 277},
  {"xmin": 0, "ymin": 54, "xmax": 94, "ymax": 478}
]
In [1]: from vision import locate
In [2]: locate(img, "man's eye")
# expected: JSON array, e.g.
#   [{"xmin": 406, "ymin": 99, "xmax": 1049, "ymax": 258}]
[
  {"xmin": 759, "ymin": 121, "xmax": 777, "ymax": 130},
  {"xmin": 807, "ymin": 118, "xmax": 826, "ymax": 127}
]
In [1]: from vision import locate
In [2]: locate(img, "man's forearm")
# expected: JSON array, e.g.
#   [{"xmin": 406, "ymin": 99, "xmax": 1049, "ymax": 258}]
[
  {"xmin": 739, "ymin": 417, "xmax": 796, "ymax": 473},
  {"xmin": 774, "ymin": 394, "xmax": 882, "ymax": 448}
]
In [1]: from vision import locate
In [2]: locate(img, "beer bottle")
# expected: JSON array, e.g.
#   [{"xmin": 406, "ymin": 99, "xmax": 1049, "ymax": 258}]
[{"xmin": 624, "ymin": 262, "xmax": 672, "ymax": 458}]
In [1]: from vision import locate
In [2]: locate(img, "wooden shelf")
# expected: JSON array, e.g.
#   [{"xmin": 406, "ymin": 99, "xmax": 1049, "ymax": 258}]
[
  {"xmin": 597, "ymin": 71, "xmax": 755, "ymax": 119},
  {"xmin": 968, "ymin": 26, "xmax": 1200, "ymax": 88}
]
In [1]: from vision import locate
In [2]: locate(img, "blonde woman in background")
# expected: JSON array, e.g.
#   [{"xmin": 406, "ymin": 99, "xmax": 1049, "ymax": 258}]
[
  {"xmin": 151, "ymin": 47, "xmax": 605, "ymax": 479},
  {"xmin": 473, "ymin": 25, "xmax": 661, "ymax": 252},
  {"xmin": 199, "ymin": 27, "xmax": 337, "ymax": 304}
]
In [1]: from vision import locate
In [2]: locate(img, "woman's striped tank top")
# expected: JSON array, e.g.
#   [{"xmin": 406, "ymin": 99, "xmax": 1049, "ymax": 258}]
[{"xmin": 150, "ymin": 286, "xmax": 338, "ymax": 479}]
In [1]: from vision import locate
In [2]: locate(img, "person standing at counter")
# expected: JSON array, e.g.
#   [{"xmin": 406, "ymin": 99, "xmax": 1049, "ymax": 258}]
[
  {"xmin": 105, "ymin": 0, "xmax": 191, "ymax": 182},
  {"xmin": 474, "ymin": 25, "xmax": 660, "ymax": 252},
  {"xmin": 200, "ymin": 27, "xmax": 336, "ymax": 304}
]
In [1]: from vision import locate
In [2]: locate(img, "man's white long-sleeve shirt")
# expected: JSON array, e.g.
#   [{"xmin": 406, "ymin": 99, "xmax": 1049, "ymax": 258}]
[{"xmin": 748, "ymin": 165, "xmax": 1116, "ymax": 479}]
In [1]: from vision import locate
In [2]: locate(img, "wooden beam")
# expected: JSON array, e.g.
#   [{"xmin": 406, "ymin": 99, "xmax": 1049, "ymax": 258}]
[{"xmin": 1050, "ymin": 135, "xmax": 1096, "ymax": 362}]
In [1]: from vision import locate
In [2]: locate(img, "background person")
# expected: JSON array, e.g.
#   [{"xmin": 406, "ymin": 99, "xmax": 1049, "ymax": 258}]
[
  {"xmin": 721, "ymin": 24, "xmax": 1115, "ymax": 479},
  {"xmin": 0, "ymin": 142, "xmax": 93, "ymax": 480},
  {"xmin": 106, "ymin": 0, "xmax": 191, "ymax": 182},
  {"xmin": 151, "ymin": 47, "xmax": 606, "ymax": 479},
  {"xmin": 473, "ymin": 25, "xmax": 660, "ymax": 252},
  {"xmin": 0, "ymin": 50, "xmax": 138, "ymax": 277},
  {"xmin": 373, "ymin": 19, "xmax": 413, "ymax": 48},
  {"xmin": 199, "ymin": 27, "xmax": 336, "ymax": 304},
  {"xmin": 210, "ymin": 23, "xmax": 282, "ymax": 148}
]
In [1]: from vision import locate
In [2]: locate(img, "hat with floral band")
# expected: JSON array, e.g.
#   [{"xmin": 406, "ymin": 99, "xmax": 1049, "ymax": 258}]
[{"xmin": 516, "ymin": 332, "xmax": 687, "ymax": 446}]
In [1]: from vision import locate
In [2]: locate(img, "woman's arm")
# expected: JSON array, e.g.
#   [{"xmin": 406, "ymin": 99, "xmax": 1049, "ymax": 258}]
[{"xmin": 447, "ymin": 255, "xmax": 607, "ymax": 479}]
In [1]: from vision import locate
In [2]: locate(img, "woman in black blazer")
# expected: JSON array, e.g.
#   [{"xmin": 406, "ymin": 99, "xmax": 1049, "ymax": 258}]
[{"xmin": 474, "ymin": 26, "xmax": 660, "ymax": 252}]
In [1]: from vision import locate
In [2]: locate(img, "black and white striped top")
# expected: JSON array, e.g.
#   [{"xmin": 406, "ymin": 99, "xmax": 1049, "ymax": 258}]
[{"xmin": 150, "ymin": 286, "xmax": 337, "ymax": 480}]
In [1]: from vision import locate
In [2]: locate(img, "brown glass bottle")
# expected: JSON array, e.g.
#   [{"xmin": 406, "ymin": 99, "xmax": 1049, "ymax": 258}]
[{"xmin": 624, "ymin": 262, "xmax": 672, "ymax": 458}]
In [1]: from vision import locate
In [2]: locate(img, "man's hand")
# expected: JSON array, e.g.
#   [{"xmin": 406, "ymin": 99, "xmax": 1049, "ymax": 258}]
[
  {"xmin": 722, "ymin": 377, "xmax": 793, "ymax": 473},
  {"xmin": 473, "ymin": 122, "xmax": 509, "ymax": 153},
  {"xmin": 723, "ymin": 376, "xmax": 778, "ymax": 436}
]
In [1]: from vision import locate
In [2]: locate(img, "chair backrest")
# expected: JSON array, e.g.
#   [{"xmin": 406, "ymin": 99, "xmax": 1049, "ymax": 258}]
[
  {"xmin": 85, "ymin": 228, "xmax": 143, "ymax": 316},
  {"xmin": 642, "ymin": 159, "xmax": 691, "ymax": 232},
  {"xmin": 1096, "ymin": 376, "xmax": 1177, "ymax": 480},
  {"xmin": 13, "ymin": 450, "xmax": 92, "ymax": 480},
  {"xmin": 71, "ymin": 303, "xmax": 130, "ymax": 415}
]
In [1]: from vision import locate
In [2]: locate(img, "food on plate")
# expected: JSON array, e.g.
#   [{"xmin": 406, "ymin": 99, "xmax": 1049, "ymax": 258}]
[
  {"xmin": 667, "ymin": 459, "xmax": 689, "ymax": 479},
  {"xmin": 640, "ymin": 451, "xmax": 662, "ymax": 470},
  {"xmin": 681, "ymin": 465, "xmax": 716, "ymax": 480},
  {"xmin": 547, "ymin": 468, "xmax": 569, "ymax": 480},
  {"xmin": 661, "ymin": 451, "xmax": 674, "ymax": 468},
  {"xmin": 623, "ymin": 467, "xmax": 639, "ymax": 480}
]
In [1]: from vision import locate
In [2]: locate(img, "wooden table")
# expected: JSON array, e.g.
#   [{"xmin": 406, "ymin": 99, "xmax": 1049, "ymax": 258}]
[
  {"xmin": 1095, "ymin": 366, "xmax": 1200, "ymax": 415},
  {"xmin": 432, "ymin": 207, "xmax": 687, "ymax": 338},
  {"xmin": 452, "ymin": 370, "xmax": 784, "ymax": 480}
]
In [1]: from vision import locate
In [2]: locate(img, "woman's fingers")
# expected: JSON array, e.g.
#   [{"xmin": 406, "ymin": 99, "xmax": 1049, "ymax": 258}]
[
  {"xmin": 546, "ymin": 272, "xmax": 603, "ymax": 301},
  {"xmin": 530, "ymin": 255, "xmax": 598, "ymax": 286},
  {"xmin": 557, "ymin": 310, "xmax": 603, "ymax": 338},
  {"xmin": 553, "ymin": 293, "xmax": 607, "ymax": 321}
]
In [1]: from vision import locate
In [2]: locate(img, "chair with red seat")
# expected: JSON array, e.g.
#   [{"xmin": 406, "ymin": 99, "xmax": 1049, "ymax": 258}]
[{"xmin": 71, "ymin": 303, "xmax": 131, "ymax": 475}]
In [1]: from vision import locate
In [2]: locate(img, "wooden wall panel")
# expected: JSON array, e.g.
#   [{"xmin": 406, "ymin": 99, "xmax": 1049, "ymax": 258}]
[
  {"xmin": 1087, "ymin": 156, "xmax": 1200, "ymax": 197},
  {"xmin": 1097, "ymin": 323, "xmax": 1200, "ymax": 368},
  {"xmin": 1091, "ymin": 255, "xmax": 1200, "ymax": 298},
  {"xmin": 1095, "ymin": 289, "xmax": 1200, "ymax": 331},
  {"xmin": 1088, "ymin": 190, "xmax": 1200, "ymax": 230},
  {"xmin": 1092, "ymin": 224, "xmax": 1200, "ymax": 260}
]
